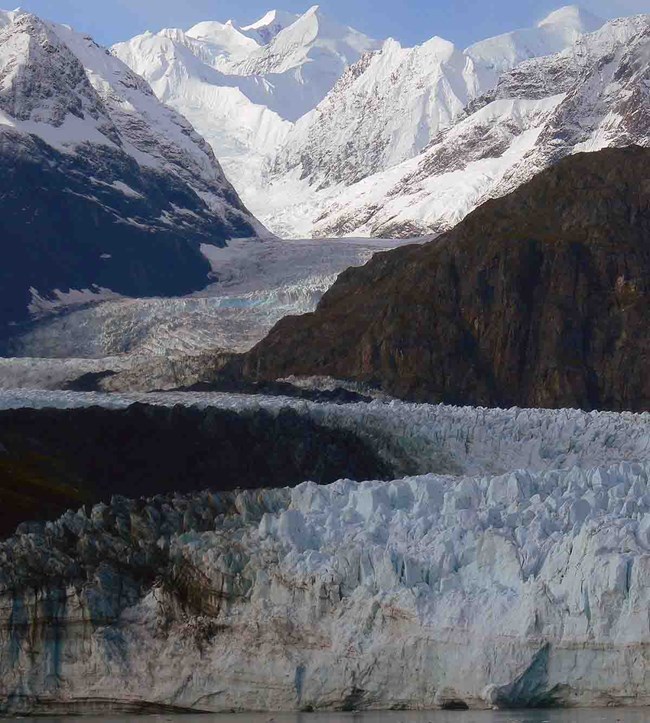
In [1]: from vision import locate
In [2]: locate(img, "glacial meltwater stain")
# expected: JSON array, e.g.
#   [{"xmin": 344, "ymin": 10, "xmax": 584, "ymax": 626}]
[{"xmin": 5, "ymin": 710, "xmax": 650, "ymax": 723}]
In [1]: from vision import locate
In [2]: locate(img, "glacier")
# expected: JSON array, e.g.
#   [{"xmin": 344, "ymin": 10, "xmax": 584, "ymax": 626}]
[
  {"xmin": 3, "ymin": 237, "xmax": 413, "ymax": 391},
  {"xmin": 2, "ymin": 393, "xmax": 650, "ymax": 711}
]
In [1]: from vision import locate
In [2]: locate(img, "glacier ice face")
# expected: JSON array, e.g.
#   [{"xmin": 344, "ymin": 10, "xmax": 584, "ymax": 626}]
[
  {"xmin": 1, "ymin": 392, "xmax": 650, "ymax": 477},
  {"xmin": 3, "ymin": 394, "xmax": 650, "ymax": 712}
]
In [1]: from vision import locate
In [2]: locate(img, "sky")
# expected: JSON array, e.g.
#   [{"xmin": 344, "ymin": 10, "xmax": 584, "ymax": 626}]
[{"xmin": 10, "ymin": 0, "xmax": 650, "ymax": 48}]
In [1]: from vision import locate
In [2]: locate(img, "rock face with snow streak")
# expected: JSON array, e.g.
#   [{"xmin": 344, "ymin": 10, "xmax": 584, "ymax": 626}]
[
  {"xmin": 244, "ymin": 146, "xmax": 650, "ymax": 411},
  {"xmin": 0, "ymin": 9, "xmax": 262, "ymax": 336},
  {"xmin": 4, "ymin": 392, "xmax": 650, "ymax": 712}
]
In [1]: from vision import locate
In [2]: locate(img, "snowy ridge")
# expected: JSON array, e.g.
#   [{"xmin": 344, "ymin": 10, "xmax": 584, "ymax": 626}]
[
  {"xmin": 112, "ymin": 7, "xmax": 378, "ymax": 196},
  {"xmin": 311, "ymin": 14, "xmax": 650, "ymax": 237},
  {"xmin": 3, "ymin": 393, "xmax": 650, "ymax": 709},
  {"xmin": 112, "ymin": 28, "xmax": 294, "ymax": 199},
  {"xmin": 240, "ymin": 10, "xmax": 300, "ymax": 43},
  {"xmin": 114, "ymin": 5, "xmax": 605, "ymax": 232},
  {"xmin": 0, "ymin": 7, "xmax": 267, "ymax": 333},
  {"xmin": 466, "ymin": 5, "xmax": 604, "ymax": 76},
  {"xmin": 110, "ymin": 6, "xmax": 648, "ymax": 238},
  {"xmin": 272, "ymin": 5, "xmax": 604, "ymax": 192},
  {"xmin": 228, "ymin": 5, "xmax": 378, "ymax": 82},
  {"xmin": 271, "ymin": 36, "xmax": 475, "ymax": 189}
]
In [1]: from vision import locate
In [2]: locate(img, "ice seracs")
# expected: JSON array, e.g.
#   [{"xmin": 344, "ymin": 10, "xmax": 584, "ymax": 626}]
[
  {"xmin": 3, "ymin": 394, "xmax": 650, "ymax": 711},
  {"xmin": 7, "ymin": 237, "xmax": 413, "ymax": 364}
]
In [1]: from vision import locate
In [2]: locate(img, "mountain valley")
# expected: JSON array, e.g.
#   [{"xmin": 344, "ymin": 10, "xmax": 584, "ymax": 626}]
[{"xmin": 2, "ymin": 0, "xmax": 650, "ymax": 715}]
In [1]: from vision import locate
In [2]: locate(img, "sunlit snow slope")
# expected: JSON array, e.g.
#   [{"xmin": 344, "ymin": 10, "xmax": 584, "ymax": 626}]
[
  {"xmin": 112, "ymin": 7, "xmax": 379, "ymax": 201},
  {"xmin": 311, "ymin": 14, "xmax": 650, "ymax": 238}
]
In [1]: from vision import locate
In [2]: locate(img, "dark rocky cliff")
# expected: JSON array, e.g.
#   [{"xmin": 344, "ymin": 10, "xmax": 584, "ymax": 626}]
[{"xmin": 243, "ymin": 147, "xmax": 650, "ymax": 412}]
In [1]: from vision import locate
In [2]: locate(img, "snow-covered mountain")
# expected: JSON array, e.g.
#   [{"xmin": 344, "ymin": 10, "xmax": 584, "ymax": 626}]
[
  {"xmin": 264, "ymin": 6, "xmax": 646, "ymax": 237},
  {"xmin": 273, "ymin": 5, "xmax": 604, "ymax": 191},
  {"xmin": 465, "ymin": 5, "xmax": 604, "ymax": 76},
  {"xmin": 114, "ymin": 4, "xmax": 619, "ymax": 237},
  {"xmin": 312, "ymin": 14, "xmax": 650, "ymax": 237},
  {"xmin": 0, "ymin": 8, "xmax": 263, "ymax": 335},
  {"xmin": 112, "ymin": 6, "xmax": 379, "ymax": 199}
]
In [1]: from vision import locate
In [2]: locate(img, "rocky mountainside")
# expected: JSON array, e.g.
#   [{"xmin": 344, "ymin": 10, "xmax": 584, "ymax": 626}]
[
  {"xmin": 309, "ymin": 13, "xmax": 650, "ymax": 238},
  {"xmin": 0, "ymin": 9, "xmax": 263, "ymax": 337},
  {"xmin": 242, "ymin": 147, "xmax": 650, "ymax": 412},
  {"xmin": 112, "ymin": 7, "xmax": 379, "ymax": 199}
]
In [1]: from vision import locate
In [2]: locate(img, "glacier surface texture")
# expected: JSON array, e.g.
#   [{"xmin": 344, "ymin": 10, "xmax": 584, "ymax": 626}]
[{"xmin": 2, "ymin": 393, "xmax": 650, "ymax": 712}]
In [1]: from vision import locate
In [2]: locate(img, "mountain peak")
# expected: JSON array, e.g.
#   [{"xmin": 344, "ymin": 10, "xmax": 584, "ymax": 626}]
[
  {"xmin": 0, "ymin": 6, "xmax": 26, "ymax": 28},
  {"xmin": 184, "ymin": 19, "xmax": 259, "ymax": 57},
  {"xmin": 241, "ymin": 9, "xmax": 299, "ymax": 31},
  {"xmin": 240, "ymin": 9, "xmax": 300, "ymax": 44},
  {"xmin": 538, "ymin": 5, "xmax": 604, "ymax": 31}
]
